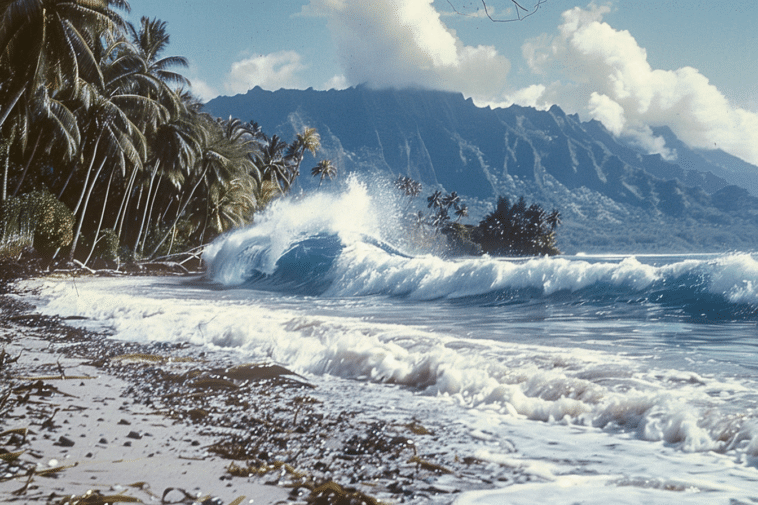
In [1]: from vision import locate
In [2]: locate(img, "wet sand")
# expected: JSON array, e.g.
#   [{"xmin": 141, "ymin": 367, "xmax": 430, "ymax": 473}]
[{"xmin": 1, "ymin": 264, "xmax": 480, "ymax": 504}]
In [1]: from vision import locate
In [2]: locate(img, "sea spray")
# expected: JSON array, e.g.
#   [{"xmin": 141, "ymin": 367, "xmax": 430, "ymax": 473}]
[{"xmin": 203, "ymin": 176, "xmax": 403, "ymax": 287}]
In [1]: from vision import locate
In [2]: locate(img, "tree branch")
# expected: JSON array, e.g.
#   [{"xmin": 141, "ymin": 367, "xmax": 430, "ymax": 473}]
[{"xmin": 446, "ymin": 0, "xmax": 548, "ymax": 23}]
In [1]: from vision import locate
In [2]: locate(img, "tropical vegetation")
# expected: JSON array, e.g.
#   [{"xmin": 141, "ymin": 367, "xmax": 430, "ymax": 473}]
[
  {"xmin": 0, "ymin": 0, "xmax": 329, "ymax": 267},
  {"xmin": 394, "ymin": 176, "xmax": 561, "ymax": 256},
  {"xmin": 473, "ymin": 196, "xmax": 561, "ymax": 256}
]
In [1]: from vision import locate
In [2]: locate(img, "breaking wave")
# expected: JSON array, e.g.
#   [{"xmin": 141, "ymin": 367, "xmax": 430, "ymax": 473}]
[{"xmin": 203, "ymin": 179, "xmax": 758, "ymax": 319}]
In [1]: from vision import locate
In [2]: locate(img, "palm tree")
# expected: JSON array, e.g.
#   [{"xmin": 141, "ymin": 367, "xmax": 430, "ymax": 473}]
[
  {"xmin": 127, "ymin": 17, "xmax": 190, "ymax": 89},
  {"xmin": 285, "ymin": 126, "xmax": 320, "ymax": 183},
  {"xmin": 148, "ymin": 113, "xmax": 259, "ymax": 257},
  {"xmin": 441, "ymin": 191, "xmax": 460, "ymax": 210},
  {"xmin": 11, "ymin": 85, "xmax": 80, "ymax": 197},
  {"xmin": 131, "ymin": 113, "xmax": 200, "ymax": 254},
  {"xmin": 427, "ymin": 190, "xmax": 443, "ymax": 209},
  {"xmin": 67, "ymin": 79, "xmax": 148, "ymax": 263},
  {"xmin": 311, "ymin": 159, "xmax": 336, "ymax": 188},
  {"xmin": 454, "ymin": 203, "xmax": 468, "ymax": 222},
  {"xmin": 255, "ymin": 134, "xmax": 290, "ymax": 194},
  {"xmin": 546, "ymin": 209, "xmax": 561, "ymax": 230},
  {"xmin": 0, "ymin": 0, "xmax": 129, "ymax": 129}
]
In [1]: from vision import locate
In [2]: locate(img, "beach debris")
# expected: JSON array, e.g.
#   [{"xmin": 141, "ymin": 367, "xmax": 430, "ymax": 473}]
[
  {"xmin": 0, "ymin": 347, "xmax": 21, "ymax": 369},
  {"xmin": 308, "ymin": 480, "xmax": 382, "ymax": 505},
  {"xmin": 0, "ymin": 426, "xmax": 28, "ymax": 444},
  {"xmin": 0, "ymin": 289, "xmax": 504, "ymax": 505},
  {"xmin": 408, "ymin": 455, "xmax": 454, "ymax": 475},
  {"xmin": 189, "ymin": 377, "xmax": 238, "ymax": 390},
  {"xmin": 161, "ymin": 486, "xmax": 206, "ymax": 503},
  {"xmin": 212, "ymin": 363, "xmax": 303, "ymax": 382},
  {"xmin": 405, "ymin": 421, "xmax": 433, "ymax": 436},
  {"xmin": 0, "ymin": 449, "xmax": 23, "ymax": 462},
  {"xmin": 56, "ymin": 435, "xmax": 76, "ymax": 447},
  {"xmin": 53, "ymin": 489, "xmax": 142, "ymax": 504},
  {"xmin": 110, "ymin": 353, "xmax": 167, "ymax": 364}
]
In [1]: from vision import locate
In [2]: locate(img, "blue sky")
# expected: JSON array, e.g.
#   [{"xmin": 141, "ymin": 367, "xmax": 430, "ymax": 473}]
[{"xmin": 124, "ymin": 1, "xmax": 758, "ymax": 165}]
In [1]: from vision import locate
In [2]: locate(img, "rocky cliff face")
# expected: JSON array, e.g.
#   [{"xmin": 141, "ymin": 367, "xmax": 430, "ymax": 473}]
[{"xmin": 204, "ymin": 86, "xmax": 758, "ymax": 252}]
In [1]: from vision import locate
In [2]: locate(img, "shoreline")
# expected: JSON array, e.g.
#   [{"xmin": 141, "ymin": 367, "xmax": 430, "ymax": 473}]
[
  {"xmin": 1, "ymin": 266, "xmax": 504, "ymax": 504},
  {"xmin": 0, "ymin": 272, "xmax": 291, "ymax": 504}
]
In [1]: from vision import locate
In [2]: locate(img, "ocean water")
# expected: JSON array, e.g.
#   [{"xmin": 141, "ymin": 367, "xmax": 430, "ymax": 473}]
[{"xmin": 23, "ymin": 179, "xmax": 758, "ymax": 503}]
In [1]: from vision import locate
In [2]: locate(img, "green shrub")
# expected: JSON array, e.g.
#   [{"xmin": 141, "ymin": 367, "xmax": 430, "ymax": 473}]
[
  {"xmin": 0, "ymin": 190, "xmax": 75, "ymax": 261},
  {"xmin": 92, "ymin": 228, "xmax": 119, "ymax": 262}
]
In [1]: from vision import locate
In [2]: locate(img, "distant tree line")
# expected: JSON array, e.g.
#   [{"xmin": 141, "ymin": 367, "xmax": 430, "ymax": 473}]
[
  {"xmin": 394, "ymin": 176, "xmax": 561, "ymax": 256},
  {"xmin": 0, "ymin": 1, "xmax": 334, "ymax": 267}
]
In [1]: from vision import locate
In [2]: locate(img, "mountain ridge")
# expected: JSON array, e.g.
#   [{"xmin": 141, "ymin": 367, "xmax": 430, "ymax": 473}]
[{"xmin": 204, "ymin": 85, "xmax": 758, "ymax": 253}]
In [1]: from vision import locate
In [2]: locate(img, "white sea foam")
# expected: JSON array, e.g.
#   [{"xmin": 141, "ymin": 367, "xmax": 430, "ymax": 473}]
[
  {"xmin": 19, "ymin": 182, "xmax": 758, "ymax": 503},
  {"xmin": 23, "ymin": 274, "xmax": 758, "ymax": 464},
  {"xmin": 201, "ymin": 179, "xmax": 758, "ymax": 308}
]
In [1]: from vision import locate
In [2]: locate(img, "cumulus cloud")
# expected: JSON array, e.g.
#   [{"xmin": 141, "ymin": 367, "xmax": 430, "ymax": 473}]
[
  {"xmin": 190, "ymin": 78, "xmax": 219, "ymax": 102},
  {"xmin": 306, "ymin": 0, "xmax": 510, "ymax": 99},
  {"xmin": 224, "ymin": 50, "xmax": 307, "ymax": 94},
  {"xmin": 511, "ymin": 4, "xmax": 758, "ymax": 165}
]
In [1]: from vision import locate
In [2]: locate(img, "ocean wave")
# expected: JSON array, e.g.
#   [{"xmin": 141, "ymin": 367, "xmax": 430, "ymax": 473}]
[
  {"xmin": 24, "ymin": 275, "xmax": 758, "ymax": 461},
  {"xmin": 202, "ymin": 181, "xmax": 758, "ymax": 317}
]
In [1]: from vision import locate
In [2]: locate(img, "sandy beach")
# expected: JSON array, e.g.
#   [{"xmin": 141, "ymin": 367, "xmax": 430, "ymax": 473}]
[
  {"xmin": 1, "ymin": 263, "xmax": 479, "ymax": 505},
  {"xmin": 0, "ymin": 268, "xmax": 295, "ymax": 504}
]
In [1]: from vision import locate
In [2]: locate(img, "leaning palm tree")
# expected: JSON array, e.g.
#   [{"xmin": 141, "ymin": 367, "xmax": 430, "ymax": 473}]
[
  {"xmin": 285, "ymin": 126, "xmax": 320, "ymax": 185},
  {"xmin": 11, "ymin": 85, "xmax": 80, "ymax": 197},
  {"xmin": 441, "ymin": 191, "xmax": 460, "ymax": 210},
  {"xmin": 255, "ymin": 134, "xmax": 290, "ymax": 194},
  {"xmin": 454, "ymin": 203, "xmax": 469, "ymax": 222},
  {"xmin": 546, "ymin": 209, "xmax": 562, "ymax": 230},
  {"xmin": 0, "ymin": 0, "xmax": 129, "ymax": 129},
  {"xmin": 311, "ymin": 159, "xmax": 336, "ymax": 188},
  {"xmin": 427, "ymin": 190, "xmax": 443, "ymax": 210},
  {"xmin": 131, "ymin": 113, "xmax": 200, "ymax": 254},
  {"xmin": 67, "ymin": 81, "xmax": 148, "ymax": 263},
  {"xmin": 147, "ymin": 113, "xmax": 258, "ymax": 258}
]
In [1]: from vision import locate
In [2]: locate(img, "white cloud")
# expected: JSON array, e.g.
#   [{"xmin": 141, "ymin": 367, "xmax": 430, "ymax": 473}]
[
  {"xmin": 189, "ymin": 78, "xmax": 219, "ymax": 102},
  {"xmin": 306, "ymin": 0, "xmax": 510, "ymax": 100},
  {"xmin": 224, "ymin": 50, "xmax": 307, "ymax": 94},
  {"xmin": 587, "ymin": 92, "xmax": 624, "ymax": 135},
  {"xmin": 517, "ymin": 4, "xmax": 758, "ymax": 165},
  {"xmin": 323, "ymin": 74, "xmax": 349, "ymax": 90}
]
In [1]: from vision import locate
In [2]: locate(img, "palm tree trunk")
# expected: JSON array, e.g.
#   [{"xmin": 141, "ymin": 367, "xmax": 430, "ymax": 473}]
[
  {"xmin": 12, "ymin": 133, "xmax": 42, "ymax": 197},
  {"xmin": 57, "ymin": 161, "xmax": 79, "ymax": 199},
  {"xmin": 115, "ymin": 162, "xmax": 140, "ymax": 240},
  {"xmin": 83, "ymin": 169, "xmax": 114, "ymax": 267},
  {"xmin": 2, "ymin": 142, "xmax": 8, "ymax": 202},
  {"xmin": 148, "ymin": 167, "xmax": 208, "ymax": 259},
  {"xmin": 133, "ymin": 163, "xmax": 159, "ymax": 254},
  {"xmin": 68, "ymin": 154, "xmax": 108, "ymax": 262},
  {"xmin": 139, "ymin": 172, "xmax": 163, "ymax": 254},
  {"xmin": 0, "ymin": 86, "xmax": 25, "ymax": 130},
  {"xmin": 73, "ymin": 131, "xmax": 103, "ymax": 215}
]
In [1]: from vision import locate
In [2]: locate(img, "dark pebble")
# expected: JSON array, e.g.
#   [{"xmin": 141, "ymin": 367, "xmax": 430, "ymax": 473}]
[
  {"xmin": 118, "ymin": 419, "xmax": 131, "ymax": 425},
  {"xmin": 191, "ymin": 440, "xmax": 200, "ymax": 446},
  {"xmin": 123, "ymin": 441, "xmax": 132, "ymax": 447},
  {"xmin": 57, "ymin": 436, "xmax": 75, "ymax": 447},
  {"xmin": 98, "ymin": 437, "xmax": 108, "ymax": 444},
  {"xmin": 126, "ymin": 431, "xmax": 142, "ymax": 440}
]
